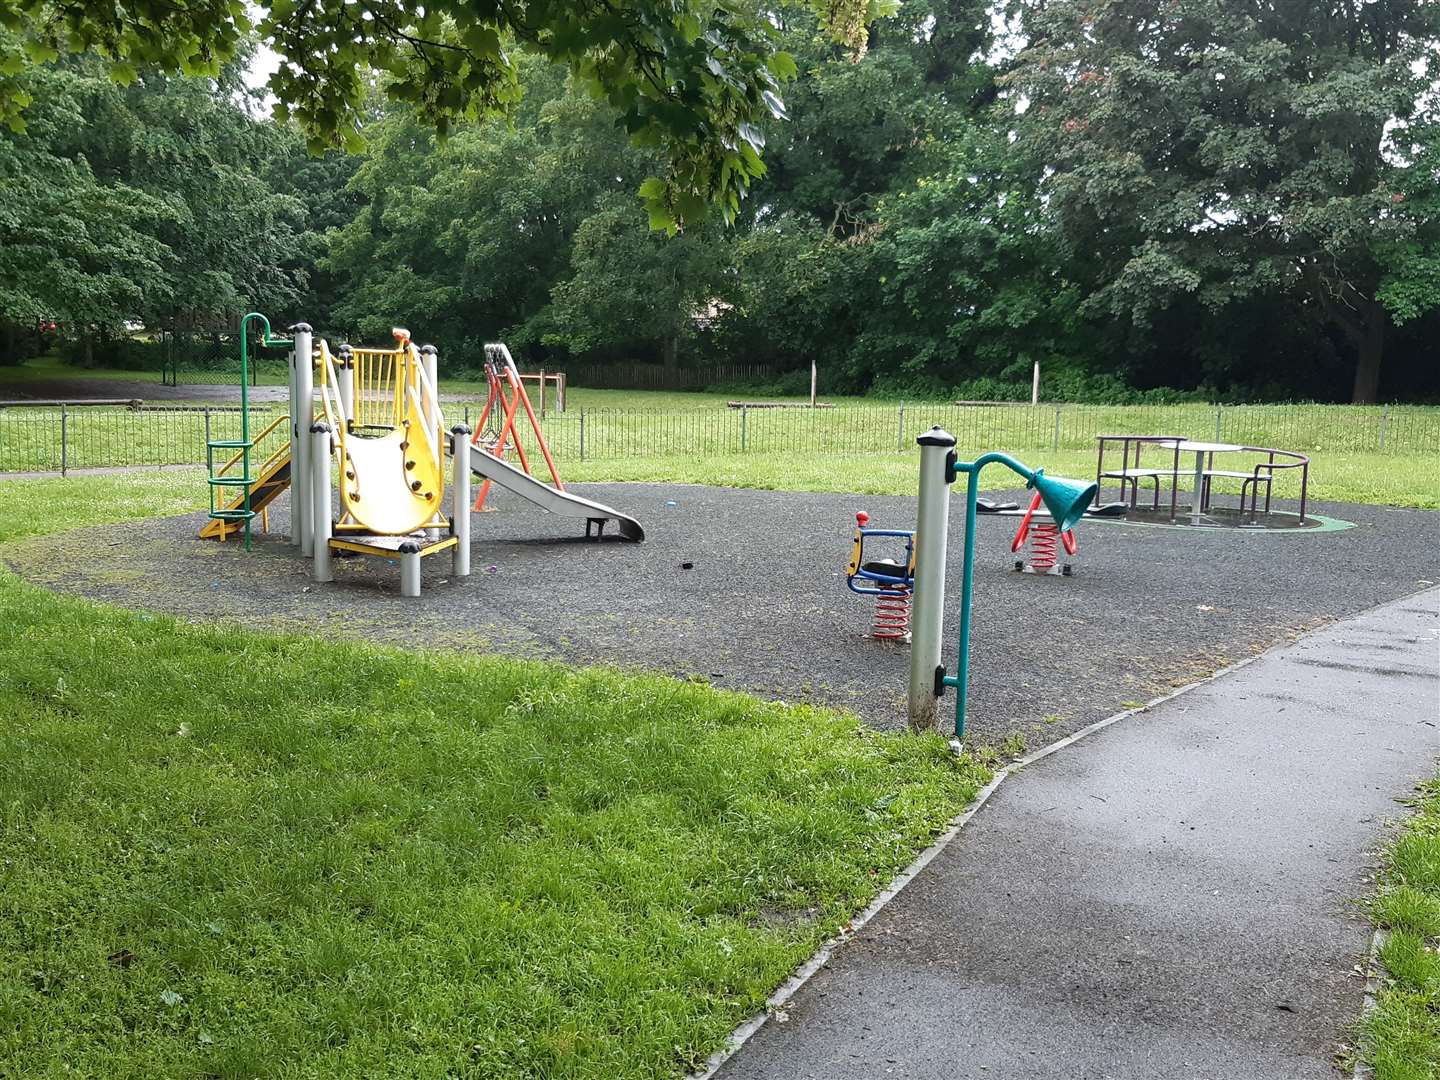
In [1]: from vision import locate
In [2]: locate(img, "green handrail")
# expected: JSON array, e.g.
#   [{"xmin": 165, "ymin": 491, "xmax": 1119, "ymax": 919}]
[{"xmin": 205, "ymin": 313, "xmax": 292, "ymax": 550}]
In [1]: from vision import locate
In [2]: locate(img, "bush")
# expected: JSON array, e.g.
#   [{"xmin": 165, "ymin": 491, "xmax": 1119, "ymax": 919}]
[{"xmin": 58, "ymin": 335, "xmax": 169, "ymax": 372}]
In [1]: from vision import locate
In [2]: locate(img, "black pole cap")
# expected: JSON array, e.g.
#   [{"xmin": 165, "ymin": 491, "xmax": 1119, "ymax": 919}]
[
  {"xmin": 289, "ymin": 322, "xmax": 312, "ymax": 333},
  {"xmin": 917, "ymin": 426, "xmax": 956, "ymax": 448},
  {"xmin": 419, "ymin": 344, "xmax": 437, "ymax": 356},
  {"xmin": 450, "ymin": 423, "xmax": 472, "ymax": 436},
  {"xmin": 309, "ymin": 421, "xmax": 330, "ymax": 434}
]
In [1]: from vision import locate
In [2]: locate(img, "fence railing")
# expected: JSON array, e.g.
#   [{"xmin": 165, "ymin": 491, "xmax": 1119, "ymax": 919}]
[{"xmin": 2, "ymin": 401, "xmax": 1437, "ymax": 475}]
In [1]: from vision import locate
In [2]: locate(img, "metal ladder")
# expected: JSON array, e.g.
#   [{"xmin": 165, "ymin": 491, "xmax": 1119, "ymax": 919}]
[{"xmin": 204, "ymin": 314, "xmax": 292, "ymax": 549}]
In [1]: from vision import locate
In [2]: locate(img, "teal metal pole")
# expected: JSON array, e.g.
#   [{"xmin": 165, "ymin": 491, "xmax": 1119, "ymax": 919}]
[{"xmin": 941, "ymin": 451, "xmax": 1037, "ymax": 738}]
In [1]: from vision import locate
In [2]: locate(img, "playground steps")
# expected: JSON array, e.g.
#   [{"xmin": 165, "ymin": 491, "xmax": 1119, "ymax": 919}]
[{"xmin": 198, "ymin": 451, "xmax": 292, "ymax": 540}]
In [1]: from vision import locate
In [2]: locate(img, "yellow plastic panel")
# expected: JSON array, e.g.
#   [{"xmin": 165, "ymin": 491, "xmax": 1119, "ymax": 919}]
[{"xmin": 338, "ymin": 392, "xmax": 445, "ymax": 536}]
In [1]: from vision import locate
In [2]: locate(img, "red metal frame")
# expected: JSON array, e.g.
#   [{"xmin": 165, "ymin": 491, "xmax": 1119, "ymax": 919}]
[{"xmin": 469, "ymin": 349, "xmax": 564, "ymax": 511}]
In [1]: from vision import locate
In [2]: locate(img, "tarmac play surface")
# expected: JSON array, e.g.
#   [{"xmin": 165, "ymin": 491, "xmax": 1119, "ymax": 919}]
[
  {"xmin": 2, "ymin": 481, "xmax": 1437, "ymax": 747},
  {"xmin": 712, "ymin": 588, "xmax": 1440, "ymax": 1080}
]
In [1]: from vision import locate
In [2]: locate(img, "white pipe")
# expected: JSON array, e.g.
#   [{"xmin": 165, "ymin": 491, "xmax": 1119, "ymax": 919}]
[
  {"xmin": 311, "ymin": 422, "xmax": 333, "ymax": 583},
  {"xmin": 907, "ymin": 427, "xmax": 957, "ymax": 733},
  {"xmin": 399, "ymin": 544, "xmax": 421, "ymax": 597},
  {"xmin": 450, "ymin": 426, "xmax": 472, "ymax": 577},
  {"xmin": 337, "ymin": 346, "xmax": 355, "ymax": 427},
  {"xmin": 1031, "ymin": 361, "xmax": 1040, "ymax": 406},
  {"xmin": 292, "ymin": 324, "xmax": 313, "ymax": 555},
  {"xmin": 286, "ymin": 338, "xmax": 300, "ymax": 546}
]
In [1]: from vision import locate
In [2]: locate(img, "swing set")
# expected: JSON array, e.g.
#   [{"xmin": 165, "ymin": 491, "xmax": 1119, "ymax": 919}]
[{"xmin": 470, "ymin": 343, "xmax": 564, "ymax": 511}]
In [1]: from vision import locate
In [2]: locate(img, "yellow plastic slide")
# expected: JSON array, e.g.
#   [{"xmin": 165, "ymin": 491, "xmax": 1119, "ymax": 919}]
[{"xmin": 318, "ymin": 333, "xmax": 445, "ymax": 537}]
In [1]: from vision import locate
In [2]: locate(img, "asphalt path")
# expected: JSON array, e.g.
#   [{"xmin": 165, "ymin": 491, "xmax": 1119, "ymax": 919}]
[{"xmin": 714, "ymin": 588, "xmax": 1440, "ymax": 1079}]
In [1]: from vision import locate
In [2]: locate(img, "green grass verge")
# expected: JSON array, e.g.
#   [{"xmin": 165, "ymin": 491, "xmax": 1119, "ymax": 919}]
[
  {"xmin": 563, "ymin": 449, "xmax": 1440, "ymax": 510},
  {"xmin": 0, "ymin": 467, "xmax": 207, "ymax": 542},
  {"xmin": 1362, "ymin": 771, "xmax": 1440, "ymax": 1079},
  {"xmin": 0, "ymin": 473, "xmax": 989, "ymax": 1078}
]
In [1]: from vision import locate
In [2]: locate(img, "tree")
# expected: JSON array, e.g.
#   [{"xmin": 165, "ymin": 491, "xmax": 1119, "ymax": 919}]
[
  {"xmin": 545, "ymin": 193, "xmax": 732, "ymax": 366},
  {"xmin": 0, "ymin": 0, "xmax": 889, "ymax": 229},
  {"xmin": 0, "ymin": 39, "xmax": 312, "ymax": 360},
  {"xmin": 1005, "ymin": 0, "xmax": 1440, "ymax": 402}
]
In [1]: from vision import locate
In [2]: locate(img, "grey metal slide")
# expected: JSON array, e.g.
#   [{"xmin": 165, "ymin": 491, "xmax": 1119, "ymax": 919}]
[{"xmin": 465, "ymin": 443, "xmax": 645, "ymax": 541}]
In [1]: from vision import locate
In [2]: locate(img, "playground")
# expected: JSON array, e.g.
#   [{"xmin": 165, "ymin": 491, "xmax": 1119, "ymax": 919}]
[
  {"xmin": 3, "ymin": 479, "xmax": 1434, "ymax": 745},
  {"xmin": 1, "ymin": 322, "xmax": 1437, "ymax": 1080}
]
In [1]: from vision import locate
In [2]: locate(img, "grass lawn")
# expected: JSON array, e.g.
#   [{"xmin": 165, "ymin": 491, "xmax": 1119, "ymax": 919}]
[
  {"xmin": 0, "ymin": 473, "xmax": 988, "ymax": 1079},
  {"xmin": 563, "ymin": 449, "xmax": 1440, "ymax": 511},
  {"xmin": 1363, "ymin": 770, "xmax": 1440, "ymax": 1079}
]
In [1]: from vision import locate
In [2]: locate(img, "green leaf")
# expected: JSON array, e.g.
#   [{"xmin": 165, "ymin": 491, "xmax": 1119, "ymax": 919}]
[{"xmin": 766, "ymin": 52, "xmax": 798, "ymax": 81}]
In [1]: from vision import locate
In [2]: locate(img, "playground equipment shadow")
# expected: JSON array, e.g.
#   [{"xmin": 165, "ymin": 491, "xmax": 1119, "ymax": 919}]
[{"xmin": 3, "ymin": 482, "xmax": 1436, "ymax": 747}]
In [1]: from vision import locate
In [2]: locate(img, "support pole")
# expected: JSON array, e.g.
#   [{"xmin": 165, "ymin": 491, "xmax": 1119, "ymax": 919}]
[
  {"xmin": 311, "ymin": 422, "xmax": 333, "ymax": 583},
  {"xmin": 420, "ymin": 344, "xmax": 440, "ymax": 452},
  {"xmin": 286, "ymin": 342, "xmax": 300, "ymax": 546},
  {"xmin": 810, "ymin": 359, "xmax": 817, "ymax": 408},
  {"xmin": 907, "ymin": 427, "xmax": 957, "ymax": 733},
  {"xmin": 1031, "ymin": 361, "xmax": 1040, "ymax": 405},
  {"xmin": 399, "ymin": 543, "xmax": 421, "ymax": 598},
  {"xmin": 451, "ymin": 425, "xmax": 472, "ymax": 578},
  {"xmin": 337, "ymin": 345, "xmax": 355, "ymax": 427},
  {"xmin": 291, "ymin": 323, "xmax": 313, "ymax": 554}
]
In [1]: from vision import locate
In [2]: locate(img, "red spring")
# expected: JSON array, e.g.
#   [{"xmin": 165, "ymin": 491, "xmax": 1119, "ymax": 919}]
[
  {"xmin": 872, "ymin": 588, "xmax": 912, "ymax": 640},
  {"xmin": 1027, "ymin": 523, "xmax": 1060, "ymax": 569}
]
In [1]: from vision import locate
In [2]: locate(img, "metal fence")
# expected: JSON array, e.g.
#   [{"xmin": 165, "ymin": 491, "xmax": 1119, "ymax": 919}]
[{"xmin": 2, "ymin": 400, "xmax": 1438, "ymax": 475}]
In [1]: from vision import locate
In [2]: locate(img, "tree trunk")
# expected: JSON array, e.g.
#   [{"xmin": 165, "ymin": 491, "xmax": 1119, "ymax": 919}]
[
  {"xmin": 1349, "ymin": 304, "xmax": 1385, "ymax": 404},
  {"xmin": 662, "ymin": 333, "xmax": 678, "ymax": 370}
]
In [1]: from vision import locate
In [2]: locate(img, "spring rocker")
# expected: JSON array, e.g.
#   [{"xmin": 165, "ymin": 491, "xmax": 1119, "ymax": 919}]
[
  {"xmin": 845, "ymin": 512, "xmax": 916, "ymax": 640},
  {"xmin": 1010, "ymin": 490, "xmax": 1079, "ymax": 575}
]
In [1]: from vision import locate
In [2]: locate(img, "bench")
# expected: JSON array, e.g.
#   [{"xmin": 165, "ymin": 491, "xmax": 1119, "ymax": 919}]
[{"xmin": 1095, "ymin": 436, "xmax": 1311, "ymax": 522}]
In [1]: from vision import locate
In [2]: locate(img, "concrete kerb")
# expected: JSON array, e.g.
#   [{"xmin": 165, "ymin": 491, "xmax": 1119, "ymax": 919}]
[
  {"xmin": 689, "ymin": 588, "xmax": 1436, "ymax": 1080},
  {"xmin": 1351, "ymin": 927, "xmax": 1389, "ymax": 1080}
]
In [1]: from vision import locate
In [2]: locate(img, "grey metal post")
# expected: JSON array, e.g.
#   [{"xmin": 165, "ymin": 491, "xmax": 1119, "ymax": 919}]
[
  {"xmin": 579, "ymin": 409, "xmax": 586, "ymax": 461},
  {"xmin": 1379, "ymin": 405, "xmax": 1390, "ymax": 451},
  {"xmin": 60, "ymin": 404, "xmax": 67, "ymax": 476},
  {"xmin": 337, "ymin": 345, "xmax": 355, "ymax": 427},
  {"xmin": 1053, "ymin": 405, "xmax": 1063, "ymax": 451},
  {"xmin": 450, "ymin": 425, "xmax": 471, "ymax": 578},
  {"xmin": 203, "ymin": 406, "xmax": 212, "ymax": 452},
  {"xmin": 286, "ymin": 343, "xmax": 300, "ymax": 546},
  {"xmin": 898, "ymin": 405, "xmax": 906, "ymax": 452},
  {"xmin": 741, "ymin": 405, "xmax": 748, "ymax": 451},
  {"xmin": 908, "ymin": 427, "xmax": 957, "ymax": 733},
  {"xmin": 311, "ymin": 422, "xmax": 333, "ymax": 582},
  {"xmin": 291, "ymin": 324, "xmax": 313, "ymax": 552},
  {"xmin": 1214, "ymin": 404, "xmax": 1223, "ymax": 442},
  {"xmin": 399, "ymin": 542, "xmax": 421, "ymax": 598}
]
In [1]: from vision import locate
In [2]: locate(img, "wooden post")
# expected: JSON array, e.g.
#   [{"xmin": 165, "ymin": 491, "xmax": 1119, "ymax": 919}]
[{"xmin": 538, "ymin": 368, "xmax": 546, "ymax": 419}]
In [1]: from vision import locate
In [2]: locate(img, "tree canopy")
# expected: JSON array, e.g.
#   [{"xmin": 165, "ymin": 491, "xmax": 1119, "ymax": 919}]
[
  {"xmin": 0, "ymin": 1, "xmax": 1435, "ymax": 401},
  {"xmin": 0, "ymin": 0, "xmax": 887, "ymax": 230}
]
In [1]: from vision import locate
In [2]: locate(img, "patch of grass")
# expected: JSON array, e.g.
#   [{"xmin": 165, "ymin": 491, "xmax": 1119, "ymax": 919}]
[
  {"xmin": 566, "ymin": 449, "xmax": 1440, "ymax": 511},
  {"xmin": 1361, "ymin": 771, "xmax": 1440, "ymax": 1079},
  {"xmin": 0, "ymin": 467, "xmax": 206, "ymax": 542},
  {"xmin": 0, "ymin": 473, "xmax": 989, "ymax": 1078}
]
